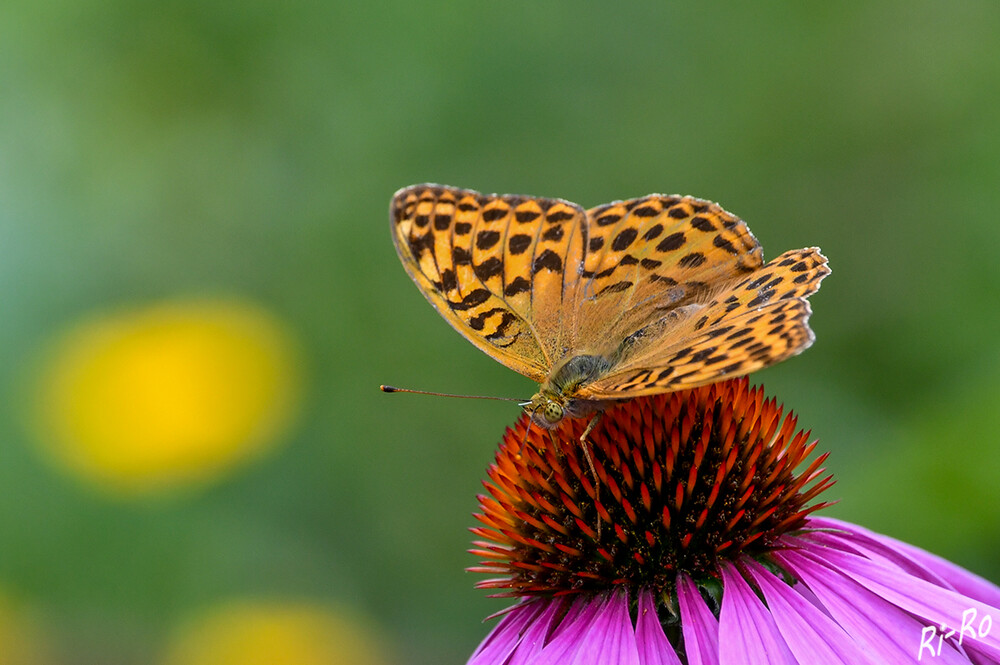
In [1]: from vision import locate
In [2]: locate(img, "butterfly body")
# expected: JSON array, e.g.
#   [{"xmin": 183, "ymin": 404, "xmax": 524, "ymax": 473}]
[
  {"xmin": 528, "ymin": 354, "xmax": 613, "ymax": 427},
  {"xmin": 390, "ymin": 184, "xmax": 829, "ymax": 429}
]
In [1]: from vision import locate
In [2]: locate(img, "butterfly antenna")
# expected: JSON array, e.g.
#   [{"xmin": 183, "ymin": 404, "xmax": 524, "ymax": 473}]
[{"xmin": 380, "ymin": 385, "xmax": 525, "ymax": 402}]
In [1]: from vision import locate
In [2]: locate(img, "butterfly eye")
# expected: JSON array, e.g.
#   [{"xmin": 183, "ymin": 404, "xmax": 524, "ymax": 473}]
[{"xmin": 543, "ymin": 402, "xmax": 563, "ymax": 424}]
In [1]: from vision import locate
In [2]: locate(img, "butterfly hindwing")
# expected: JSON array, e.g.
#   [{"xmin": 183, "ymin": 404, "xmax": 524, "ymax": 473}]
[{"xmin": 582, "ymin": 247, "xmax": 830, "ymax": 397}]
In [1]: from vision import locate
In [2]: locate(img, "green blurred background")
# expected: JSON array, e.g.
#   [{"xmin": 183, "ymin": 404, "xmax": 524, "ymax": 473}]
[{"xmin": 1, "ymin": 1, "xmax": 999, "ymax": 663}]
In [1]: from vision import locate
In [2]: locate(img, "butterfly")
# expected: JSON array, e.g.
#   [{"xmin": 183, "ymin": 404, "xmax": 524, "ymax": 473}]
[{"xmin": 390, "ymin": 184, "xmax": 829, "ymax": 436}]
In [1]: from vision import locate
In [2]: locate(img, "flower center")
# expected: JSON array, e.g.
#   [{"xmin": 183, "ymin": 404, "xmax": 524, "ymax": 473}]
[{"xmin": 469, "ymin": 378, "xmax": 833, "ymax": 597}]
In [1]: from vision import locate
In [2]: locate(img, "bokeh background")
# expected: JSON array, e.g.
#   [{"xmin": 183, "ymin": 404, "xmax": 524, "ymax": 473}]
[{"xmin": 1, "ymin": 2, "xmax": 998, "ymax": 663}]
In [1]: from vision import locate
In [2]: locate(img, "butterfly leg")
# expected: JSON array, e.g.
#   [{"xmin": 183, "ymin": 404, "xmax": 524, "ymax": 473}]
[
  {"xmin": 580, "ymin": 412, "xmax": 602, "ymax": 448},
  {"xmin": 579, "ymin": 413, "xmax": 603, "ymax": 540},
  {"xmin": 544, "ymin": 429, "xmax": 565, "ymax": 485},
  {"xmin": 517, "ymin": 418, "xmax": 535, "ymax": 458}
]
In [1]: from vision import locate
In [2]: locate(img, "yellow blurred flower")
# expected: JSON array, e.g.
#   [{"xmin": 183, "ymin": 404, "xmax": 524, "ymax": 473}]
[
  {"xmin": 163, "ymin": 601, "xmax": 386, "ymax": 665},
  {"xmin": 0, "ymin": 595, "xmax": 49, "ymax": 665},
  {"xmin": 32, "ymin": 299, "xmax": 301, "ymax": 494}
]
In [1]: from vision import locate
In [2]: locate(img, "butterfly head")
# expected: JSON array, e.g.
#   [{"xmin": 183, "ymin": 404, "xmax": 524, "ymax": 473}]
[
  {"xmin": 525, "ymin": 390, "xmax": 567, "ymax": 429},
  {"xmin": 524, "ymin": 389, "xmax": 606, "ymax": 430},
  {"xmin": 525, "ymin": 355, "xmax": 614, "ymax": 428}
]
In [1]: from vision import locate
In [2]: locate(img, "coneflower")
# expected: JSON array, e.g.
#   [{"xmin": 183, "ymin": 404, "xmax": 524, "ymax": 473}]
[{"xmin": 467, "ymin": 379, "xmax": 1000, "ymax": 664}]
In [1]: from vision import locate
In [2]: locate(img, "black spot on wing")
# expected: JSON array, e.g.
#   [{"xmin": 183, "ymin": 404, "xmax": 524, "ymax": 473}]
[
  {"xmin": 713, "ymin": 235, "xmax": 738, "ymax": 254},
  {"xmin": 642, "ymin": 224, "xmax": 663, "ymax": 241},
  {"xmin": 691, "ymin": 216, "xmax": 715, "ymax": 232},
  {"xmin": 542, "ymin": 225, "xmax": 564, "ymax": 241},
  {"xmin": 612, "ymin": 228, "xmax": 638, "ymax": 251},
  {"xmin": 474, "ymin": 257, "xmax": 503, "ymax": 281},
  {"xmin": 485, "ymin": 312, "xmax": 517, "ymax": 340},
  {"xmin": 482, "ymin": 207, "xmax": 508, "ymax": 222},
  {"xmin": 729, "ymin": 336, "xmax": 754, "ymax": 349},
  {"xmin": 433, "ymin": 213, "xmax": 452, "ymax": 231},
  {"xmin": 656, "ymin": 232, "xmax": 686, "ymax": 252},
  {"xmin": 533, "ymin": 249, "xmax": 563, "ymax": 273},
  {"xmin": 546, "ymin": 209, "xmax": 575, "ymax": 223},
  {"xmin": 671, "ymin": 347, "xmax": 692, "ymax": 361},
  {"xmin": 648, "ymin": 274, "xmax": 678, "ymax": 285},
  {"xmin": 508, "ymin": 234, "xmax": 532, "ymax": 255},
  {"xmin": 746, "ymin": 290, "xmax": 774, "ymax": 308},
  {"xmin": 468, "ymin": 307, "xmax": 504, "ymax": 331},
  {"xmin": 689, "ymin": 347, "xmax": 718, "ymax": 362},
  {"xmin": 704, "ymin": 326, "xmax": 735, "ymax": 338},
  {"xmin": 476, "ymin": 230, "xmax": 501, "ymax": 250},
  {"xmin": 597, "ymin": 280, "xmax": 633, "ymax": 295},
  {"xmin": 440, "ymin": 269, "xmax": 457, "ymax": 292},
  {"xmin": 504, "ymin": 276, "xmax": 530, "ymax": 297},
  {"xmin": 408, "ymin": 233, "xmax": 434, "ymax": 258},
  {"xmin": 448, "ymin": 288, "xmax": 491, "ymax": 311},
  {"xmin": 679, "ymin": 252, "xmax": 706, "ymax": 268}
]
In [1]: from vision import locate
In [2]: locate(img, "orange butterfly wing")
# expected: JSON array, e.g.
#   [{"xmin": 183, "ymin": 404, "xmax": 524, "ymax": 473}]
[
  {"xmin": 559, "ymin": 194, "xmax": 766, "ymax": 359},
  {"xmin": 580, "ymin": 247, "xmax": 829, "ymax": 398},
  {"xmin": 390, "ymin": 184, "xmax": 586, "ymax": 383},
  {"xmin": 391, "ymin": 185, "xmax": 829, "ymax": 401}
]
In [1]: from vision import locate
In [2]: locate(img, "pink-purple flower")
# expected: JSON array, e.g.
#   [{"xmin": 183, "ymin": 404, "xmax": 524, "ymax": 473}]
[{"xmin": 466, "ymin": 380, "xmax": 1000, "ymax": 664}]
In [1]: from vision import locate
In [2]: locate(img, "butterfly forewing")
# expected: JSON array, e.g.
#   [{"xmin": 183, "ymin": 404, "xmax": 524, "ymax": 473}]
[{"xmin": 390, "ymin": 184, "xmax": 588, "ymax": 381}]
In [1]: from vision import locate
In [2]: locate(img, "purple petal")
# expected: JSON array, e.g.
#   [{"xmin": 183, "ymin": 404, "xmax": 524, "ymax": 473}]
[
  {"xmin": 528, "ymin": 594, "xmax": 607, "ymax": 665},
  {"xmin": 468, "ymin": 600, "xmax": 547, "ymax": 665},
  {"xmin": 635, "ymin": 589, "xmax": 683, "ymax": 665},
  {"xmin": 718, "ymin": 562, "xmax": 797, "ymax": 665},
  {"xmin": 548, "ymin": 592, "xmax": 591, "ymax": 642},
  {"xmin": 743, "ymin": 558, "xmax": 881, "ymax": 664},
  {"xmin": 677, "ymin": 574, "xmax": 720, "ymax": 665},
  {"xmin": 598, "ymin": 590, "xmax": 643, "ymax": 665},
  {"xmin": 778, "ymin": 548, "xmax": 972, "ymax": 665},
  {"xmin": 806, "ymin": 522, "xmax": 963, "ymax": 591},
  {"xmin": 800, "ymin": 540, "xmax": 1000, "ymax": 663},
  {"xmin": 891, "ymin": 542, "xmax": 1000, "ymax": 610},
  {"xmin": 508, "ymin": 598, "xmax": 570, "ymax": 664},
  {"xmin": 532, "ymin": 590, "xmax": 640, "ymax": 665},
  {"xmin": 811, "ymin": 517, "xmax": 1000, "ymax": 609}
]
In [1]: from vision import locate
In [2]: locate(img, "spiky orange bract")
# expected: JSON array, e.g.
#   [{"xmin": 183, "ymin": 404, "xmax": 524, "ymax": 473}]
[{"xmin": 469, "ymin": 378, "xmax": 834, "ymax": 598}]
